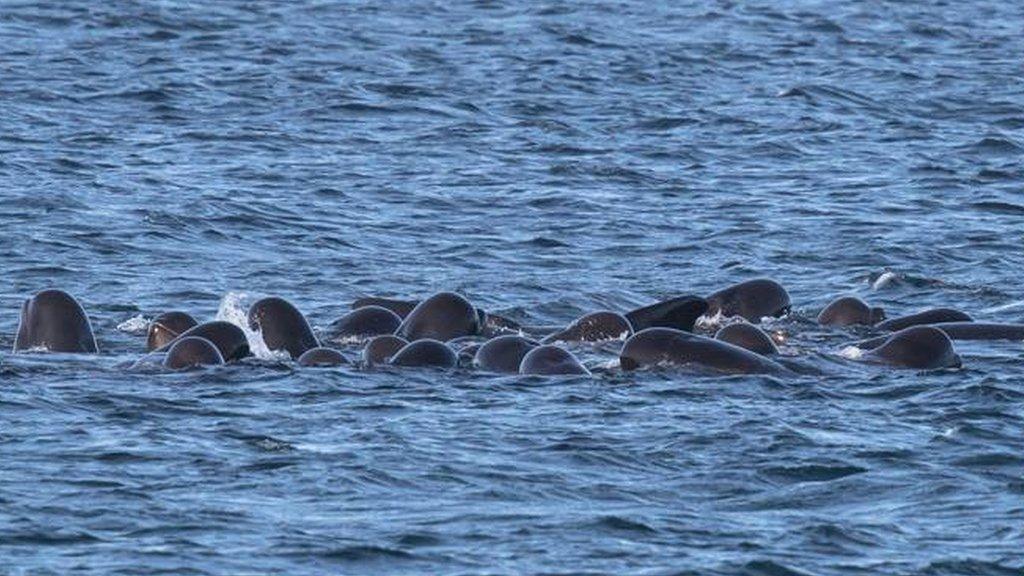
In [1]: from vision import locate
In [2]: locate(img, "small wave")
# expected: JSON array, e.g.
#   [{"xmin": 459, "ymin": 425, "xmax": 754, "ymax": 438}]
[
  {"xmin": 961, "ymin": 136, "xmax": 1022, "ymax": 155},
  {"xmin": 593, "ymin": 515, "xmax": 658, "ymax": 534},
  {"xmin": 761, "ymin": 463, "xmax": 867, "ymax": 483},
  {"xmin": 314, "ymin": 545, "xmax": 415, "ymax": 562},
  {"xmin": 741, "ymin": 559, "xmax": 817, "ymax": 576},
  {"xmin": 970, "ymin": 201, "xmax": 1024, "ymax": 216}
]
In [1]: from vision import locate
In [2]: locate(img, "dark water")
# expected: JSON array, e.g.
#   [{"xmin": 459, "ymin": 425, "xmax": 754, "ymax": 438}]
[{"xmin": 2, "ymin": 1, "xmax": 1023, "ymax": 574}]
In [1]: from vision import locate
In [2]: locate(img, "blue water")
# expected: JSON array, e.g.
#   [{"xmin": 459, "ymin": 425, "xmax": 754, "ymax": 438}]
[{"xmin": 2, "ymin": 1, "xmax": 1024, "ymax": 574}]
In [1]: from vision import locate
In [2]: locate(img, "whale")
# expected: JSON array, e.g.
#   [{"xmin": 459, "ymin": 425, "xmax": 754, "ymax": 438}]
[
  {"xmin": 163, "ymin": 336, "xmax": 224, "ymax": 370},
  {"xmin": 624, "ymin": 295, "xmax": 708, "ymax": 332},
  {"xmin": 705, "ymin": 279, "xmax": 791, "ymax": 322},
  {"xmin": 363, "ymin": 335, "xmax": 409, "ymax": 366},
  {"xmin": 352, "ymin": 296, "xmax": 418, "ymax": 318},
  {"xmin": 519, "ymin": 345, "xmax": 590, "ymax": 376},
  {"xmin": 352, "ymin": 295, "xmax": 521, "ymax": 333},
  {"xmin": 850, "ymin": 322, "xmax": 1024, "ymax": 350},
  {"xmin": 397, "ymin": 292, "xmax": 481, "ymax": 342},
  {"xmin": 929, "ymin": 322, "xmax": 1024, "ymax": 340},
  {"xmin": 324, "ymin": 305, "xmax": 401, "ymax": 342},
  {"xmin": 619, "ymin": 327, "xmax": 789, "ymax": 375},
  {"xmin": 14, "ymin": 289, "xmax": 98, "ymax": 353},
  {"xmin": 859, "ymin": 326, "xmax": 961, "ymax": 369},
  {"xmin": 147, "ymin": 311, "xmax": 198, "ymax": 351},
  {"xmin": 817, "ymin": 296, "xmax": 885, "ymax": 326},
  {"xmin": 248, "ymin": 297, "xmax": 319, "ymax": 360},
  {"xmin": 390, "ymin": 339, "xmax": 458, "ymax": 368},
  {"xmin": 875, "ymin": 308, "xmax": 973, "ymax": 332},
  {"xmin": 473, "ymin": 335, "xmax": 539, "ymax": 373},
  {"xmin": 160, "ymin": 321, "xmax": 251, "ymax": 362},
  {"xmin": 542, "ymin": 311, "xmax": 633, "ymax": 343},
  {"xmin": 297, "ymin": 347, "xmax": 350, "ymax": 367},
  {"xmin": 714, "ymin": 322, "xmax": 778, "ymax": 355}
]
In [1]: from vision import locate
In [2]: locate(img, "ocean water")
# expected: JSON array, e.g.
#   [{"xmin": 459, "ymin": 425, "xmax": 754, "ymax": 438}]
[{"xmin": 2, "ymin": 1, "xmax": 1023, "ymax": 574}]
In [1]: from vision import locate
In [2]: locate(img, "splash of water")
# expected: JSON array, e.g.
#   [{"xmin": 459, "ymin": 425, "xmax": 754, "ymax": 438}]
[
  {"xmin": 116, "ymin": 314, "xmax": 150, "ymax": 335},
  {"xmin": 838, "ymin": 345, "xmax": 865, "ymax": 360},
  {"xmin": 871, "ymin": 271, "xmax": 899, "ymax": 290},
  {"xmin": 215, "ymin": 292, "xmax": 290, "ymax": 361}
]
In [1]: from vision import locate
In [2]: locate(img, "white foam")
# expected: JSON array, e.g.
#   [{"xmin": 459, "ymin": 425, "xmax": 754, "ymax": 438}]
[
  {"xmin": 838, "ymin": 345, "xmax": 865, "ymax": 360},
  {"xmin": 871, "ymin": 271, "xmax": 899, "ymax": 290},
  {"xmin": 215, "ymin": 292, "xmax": 290, "ymax": 361},
  {"xmin": 117, "ymin": 314, "xmax": 150, "ymax": 335},
  {"xmin": 696, "ymin": 310, "xmax": 727, "ymax": 330}
]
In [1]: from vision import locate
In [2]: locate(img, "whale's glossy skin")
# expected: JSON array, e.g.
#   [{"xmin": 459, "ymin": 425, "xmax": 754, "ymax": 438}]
[
  {"xmin": 397, "ymin": 292, "xmax": 480, "ymax": 342},
  {"xmin": 875, "ymin": 309, "xmax": 973, "ymax": 332},
  {"xmin": 325, "ymin": 305, "xmax": 402, "ymax": 341},
  {"xmin": 817, "ymin": 296, "xmax": 884, "ymax": 326},
  {"xmin": 620, "ymin": 327, "xmax": 789, "ymax": 375},
  {"xmin": 248, "ymin": 297, "xmax": 319, "ymax": 360},
  {"xmin": 298, "ymin": 347, "xmax": 350, "ymax": 367},
  {"xmin": 519, "ymin": 345, "xmax": 590, "ymax": 376},
  {"xmin": 14, "ymin": 289, "xmax": 98, "ymax": 353},
  {"xmin": 861, "ymin": 326, "xmax": 961, "ymax": 369},
  {"xmin": 390, "ymin": 339, "xmax": 458, "ymax": 368},
  {"xmin": 147, "ymin": 311, "xmax": 198, "ymax": 351},
  {"xmin": 160, "ymin": 321, "xmax": 251, "ymax": 362},
  {"xmin": 715, "ymin": 322, "xmax": 778, "ymax": 356},
  {"xmin": 542, "ymin": 311, "xmax": 633, "ymax": 343},
  {"xmin": 474, "ymin": 335, "xmax": 539, "ymax": 373},
  {"xmin": 705, "ymin": 279, "xmax": 791, "ymax": 322},
  {"xmin": 163, "ymin": 336, "xmax": 224, "ymax": 370}
]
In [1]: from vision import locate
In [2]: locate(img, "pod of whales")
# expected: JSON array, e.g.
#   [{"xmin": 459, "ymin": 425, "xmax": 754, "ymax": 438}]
[
  {"xmin": 14, "ymin": 289, "xmax": 97, "ymax": 353},
  {"xmin": 18, "ymin": 280, "xmax": 1024, "ymax": 376}
]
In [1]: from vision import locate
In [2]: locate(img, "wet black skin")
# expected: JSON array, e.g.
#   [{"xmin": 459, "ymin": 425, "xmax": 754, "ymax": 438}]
[
  {"xmin": 14, "ymin": 289, "xmax": 98, "ymax": 353},
  {"xmin": 147, "ymin": 311, "xmax": 198, "ymax": 351},
  {"xmin": 163, "ymin": 336, "xmax": 225, "ymax": 370},
  {"xmin": 248, "ymin": 297, "xmax": 319, "ymax": 360}
]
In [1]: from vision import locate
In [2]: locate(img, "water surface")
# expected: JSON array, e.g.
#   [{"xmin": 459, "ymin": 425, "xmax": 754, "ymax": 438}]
[{"xmin": 2, "ymin": 1, "xmax": 1023, "ymax": 574}]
